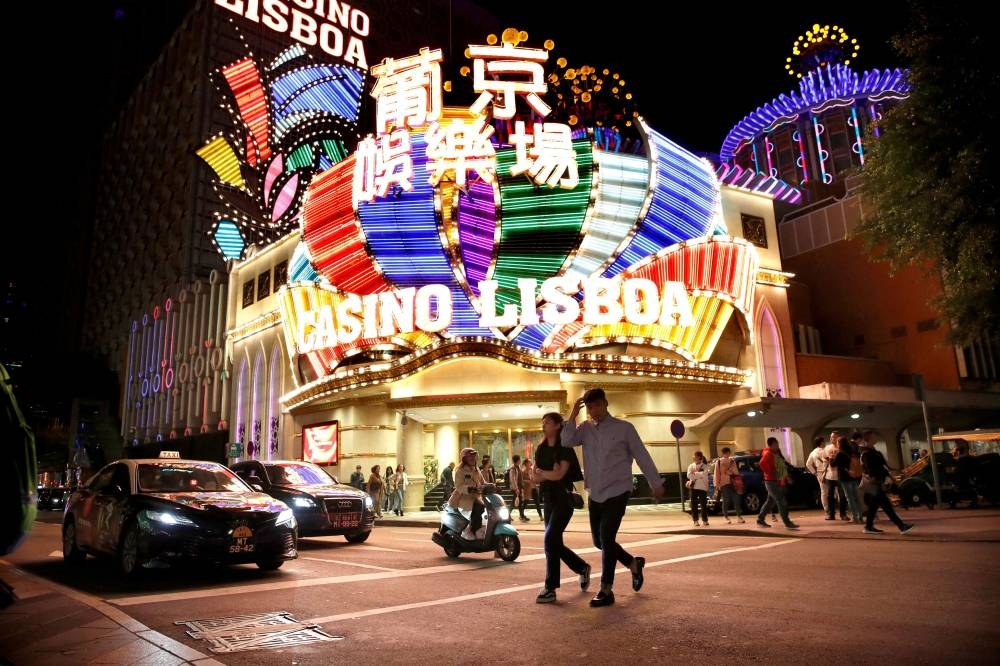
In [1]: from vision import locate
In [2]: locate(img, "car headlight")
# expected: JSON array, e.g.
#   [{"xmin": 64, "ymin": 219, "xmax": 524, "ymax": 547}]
[
  {"xmin": 146, "ymin": 510, "xmax": 195, "ymax": 526},
  {"xmin": 291, "ymin": 497, "xmax": 316, "ymax": 508},
  {"xmin": 364, "ymin": 495, "xmax": 374, "ymax": 509},
  {"xmin": 497, "ymin": 506, "xmax": 510, "ymax": 521},
  {"xmin": 276, "ymin": 508, "xmax": 297, "ymax": 528}
]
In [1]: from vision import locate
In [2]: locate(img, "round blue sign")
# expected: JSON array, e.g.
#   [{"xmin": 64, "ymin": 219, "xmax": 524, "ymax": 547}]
[{"xmin": 669, "ymin": 419, "xmax": 685, "ymax": 439}]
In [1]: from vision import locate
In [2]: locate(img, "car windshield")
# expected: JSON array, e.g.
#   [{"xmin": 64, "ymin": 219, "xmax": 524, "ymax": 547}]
[
  {"xmin": 137, "ymin": 462, "xmax": 249, "ymax": 493},
  {"xmin": 265, "ymin": 462, "xmax": 335, "ymax": 486}
]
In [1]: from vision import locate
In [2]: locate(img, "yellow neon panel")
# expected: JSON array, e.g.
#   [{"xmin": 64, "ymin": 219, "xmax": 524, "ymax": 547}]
[{"xmin": 196, "ymin": 136, "xmax": 246, "ymax": 191}]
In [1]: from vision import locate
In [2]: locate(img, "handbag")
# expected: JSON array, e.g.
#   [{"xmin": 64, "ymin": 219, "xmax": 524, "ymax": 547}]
[
  {"xmin": 569, "ymin": 489, "xmax": 584, "ymax": 510},
  {"xmin": 684, "ymin": 479, "xmax": 693, "ymax": 489},
  {"xmin": 731, "ymin": 473, "xmax": 744, "ymax": 495}
]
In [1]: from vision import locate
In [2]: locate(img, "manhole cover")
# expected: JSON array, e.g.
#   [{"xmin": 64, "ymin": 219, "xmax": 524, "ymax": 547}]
[{"xmin": 176, "ymin": 611, "xmax": 343, "ymax": 653}]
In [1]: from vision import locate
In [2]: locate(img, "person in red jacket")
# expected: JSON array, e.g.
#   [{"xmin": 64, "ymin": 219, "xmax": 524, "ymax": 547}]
[{"xmin": 756, "ymin": 437, "xmax": 799, "ymax": 530}]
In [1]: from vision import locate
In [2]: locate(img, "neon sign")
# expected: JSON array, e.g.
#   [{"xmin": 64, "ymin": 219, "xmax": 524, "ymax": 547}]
[
  {"xmin": 214, "ymin": 0, "xmax": 370, "ymax": 68},
  {"xmin": 292, "ymin": 277, "xmax": 695, "ymax": 354}
]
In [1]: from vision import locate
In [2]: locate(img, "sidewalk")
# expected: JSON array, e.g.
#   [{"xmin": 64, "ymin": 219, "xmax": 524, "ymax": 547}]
[
  {"xmin": 381, "ymin": 503, "xmax": 1000, "ymax": 542},
  {"xmin": 2, "ymin": 505, "xmax": 998, "ymax": 664}
]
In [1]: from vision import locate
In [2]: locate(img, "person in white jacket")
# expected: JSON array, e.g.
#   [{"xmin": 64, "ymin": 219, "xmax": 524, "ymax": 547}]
[{"xmin": 687, "ymin": 451, "xmax": 711, "ymax": 526}]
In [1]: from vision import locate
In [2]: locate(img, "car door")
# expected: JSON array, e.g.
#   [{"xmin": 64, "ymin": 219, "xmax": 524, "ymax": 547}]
[
  {"xmin": 90, "ymin": 463, "xmax": 132, "ymax": 554},
  {"xmin": 74, "ymin": 465, "xmax": 116, "ymax": 548}
]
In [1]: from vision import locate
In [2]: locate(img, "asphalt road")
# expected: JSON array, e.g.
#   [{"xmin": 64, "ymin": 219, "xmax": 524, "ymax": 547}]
[{"xmin": 6, "ymin": 516, "xmax": 1000, "ymax": 665}]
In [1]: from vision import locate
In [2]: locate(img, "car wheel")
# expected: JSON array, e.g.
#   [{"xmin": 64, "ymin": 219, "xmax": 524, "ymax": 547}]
[
  {"xmin": 743, "ymin": 492, "xmax": 763, "ymax": 514},
  {"xmin": 119, "ymin": 522, "xmax": 142, "ymax": 577},
  {"xmin": 345, "ymin": 531, "xmax": 371, "ymax": 543},
  {"xmin": 62, "ymin": 520, "xmax": 85, "ymax": 564},
  {"xmin": 256, "ymin": 559, "xmax": 285, "ymax": 571},
  {"xmin": 495, "ymin": 534, "xmax": 520, "ymax": 562}
]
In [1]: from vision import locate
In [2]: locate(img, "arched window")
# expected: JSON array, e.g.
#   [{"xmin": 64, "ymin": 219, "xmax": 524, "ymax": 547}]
[
  {"xmin": 755, "ymin": 302, "xmax": 786, "ymax": 399},
  {"xmin": 235, "ymin": 357, "xmax": 249, "ymax": 455},
  {"xmin": 250, "ymin": 351, "xmax": 265, "ymax": 459},
  {"xmin": 267, "ymin": 343, "xmax": 283, "ymax": 459}
]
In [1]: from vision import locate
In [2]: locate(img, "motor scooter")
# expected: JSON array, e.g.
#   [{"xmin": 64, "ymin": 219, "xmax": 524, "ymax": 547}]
[{"xmin": 431, "ymin": 483, "xmax": 520, "ymax": 561}]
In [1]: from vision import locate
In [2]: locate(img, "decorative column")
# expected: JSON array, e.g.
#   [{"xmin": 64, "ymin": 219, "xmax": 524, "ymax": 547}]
[
  {"xmin": 400, "ymin": 420, "xmax": 424, "ymax": 512},
  {"xmin": 435, "ymin": 422, "xmax": 460, "ymax": 483}
]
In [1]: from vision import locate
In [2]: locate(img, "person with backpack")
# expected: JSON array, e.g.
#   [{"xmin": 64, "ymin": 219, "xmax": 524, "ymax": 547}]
[
  {"xmin": 756, "ymin": 437, "xmax": 800, "ymax": 530},
  {"xmin": 713, "ymin": 447, "xmax": 744, "ymax": 524},
  {"xmin": 859, "ymin": 430, "xmax": 914, "ymax": 535},
  {"xmin": 831, "ymin": 434, "xmax": 864, "ymax": 523}
]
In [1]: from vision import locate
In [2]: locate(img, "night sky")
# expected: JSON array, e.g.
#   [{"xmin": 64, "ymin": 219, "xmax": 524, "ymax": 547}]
[{"xmin": 8, "ymin": 0, "xmax": 914, "ymax": 392}]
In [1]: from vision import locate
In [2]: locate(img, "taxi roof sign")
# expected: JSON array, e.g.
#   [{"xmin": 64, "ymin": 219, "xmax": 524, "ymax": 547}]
[{"xmin": 158, "ymin": 451, "xmax": 181, "ymax": 459}]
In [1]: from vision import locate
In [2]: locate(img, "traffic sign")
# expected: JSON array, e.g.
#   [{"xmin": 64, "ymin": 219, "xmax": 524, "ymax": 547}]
[
  {"xmin": 228, "ymin": 442, "xmax": 243, "ymax": 458},
  {"xmin": 669, "ymin": 419, "xmax": 685, "ymax": 439}
]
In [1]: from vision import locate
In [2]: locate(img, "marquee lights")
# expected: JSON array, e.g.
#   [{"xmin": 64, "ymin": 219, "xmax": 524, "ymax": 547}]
[{"xmin": 721, "ymin": 64, "xmax": 909, "ymax": 161}]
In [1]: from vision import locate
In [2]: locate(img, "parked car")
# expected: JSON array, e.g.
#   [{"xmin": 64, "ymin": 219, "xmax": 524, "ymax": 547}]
[
  {"xmin": 38, "ymin": 487, "xmax": 68, "ymax": 511},
  {"xmin": 231, "ymin": 460, "xmax": 375, "ymax": 542},
  {"xmin": 896, "ymin": 451, "xmax": 1000, "ymax": 509},
  {"xmin": 707, "ymin": 453, "xmax": 821, "ymax": 515},
  {"xmin": 62, "ymin": 452, "xmax": 298, "ymax": 575}
]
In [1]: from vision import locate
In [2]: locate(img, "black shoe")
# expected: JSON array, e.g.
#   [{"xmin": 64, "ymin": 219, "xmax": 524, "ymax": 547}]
[
  {"xmin": 579, "ymin": 564, "xmax": 592, "ymax": 591},
  {"xmin": 589, "ymin": 589, "xmax": 615, "ymax": 607},
  {"xmin": 756, "ymin": 520, "xmax": 771, "ymax": 528},
  {"xmin": 630, "ymin": 557, "xmax": 645, "ymax": 591},
  {"xmin": 900, "ymin": 523, "xmax": 915, "ymax": 534},
  {"xmin": 536, "ymin": 588, "xmax": 557, "ymax": 604},
  {"xmin": 863, "ymin": 526, "xmax": 884, "ymax": 534}
]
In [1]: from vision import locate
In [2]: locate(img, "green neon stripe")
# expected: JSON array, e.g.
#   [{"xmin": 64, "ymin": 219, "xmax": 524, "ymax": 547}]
[
  {"xmin": 321, "ymin": 139, "xmax": 348, "ymax": 164},
  {"xmin": 492, "ymin": 139, "xmax": 593, "ymax": 309},
  {"xmin": 286, "ymin": 144, "xmax": 314, "ymax": 170}
]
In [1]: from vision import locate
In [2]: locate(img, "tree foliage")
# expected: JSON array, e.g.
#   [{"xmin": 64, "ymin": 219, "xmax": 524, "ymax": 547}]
[{"xmin": 858, "ymin": 2, "xmax": 999, "ymax": 345}]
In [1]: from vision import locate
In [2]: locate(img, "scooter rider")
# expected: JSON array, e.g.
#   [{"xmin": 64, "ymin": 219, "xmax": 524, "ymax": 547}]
[{"xmin": 449, "ymin": 448, "xmax": 487, "ymax": 540}]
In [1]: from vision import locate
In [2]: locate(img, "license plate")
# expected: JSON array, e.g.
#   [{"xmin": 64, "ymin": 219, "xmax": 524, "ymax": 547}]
[
  {"xmin": 331, "ymin": 512, "xmax": 361, "ymax": 528},
  {"xmin": 229, "ymin": 525, "xmax": 255, "ymax": 553}
]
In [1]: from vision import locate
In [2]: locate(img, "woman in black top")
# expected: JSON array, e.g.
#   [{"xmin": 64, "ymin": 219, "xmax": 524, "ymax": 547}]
[{"xmin": 532, "ymin": 412, "xmax": 591, "ymax": 603}]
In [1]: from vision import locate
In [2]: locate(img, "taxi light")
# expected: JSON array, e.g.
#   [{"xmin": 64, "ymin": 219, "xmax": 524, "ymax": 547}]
[
  {"xmin": 276, "ymin": 508, "xmax": 296, "ymax": 528},
  {"xmin": 158, "ymin": 451, "xmax": 181, "ymax": 459}
]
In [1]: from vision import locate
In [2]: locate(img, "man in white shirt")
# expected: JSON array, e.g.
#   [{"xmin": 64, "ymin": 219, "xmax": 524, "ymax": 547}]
[
  {"xmin": 562, "ymin": 388, "xmax": 665, "ymax": 607},
  {"xmin": 805, "ymin": 435, "xmax": 830, "ymax": 515}
]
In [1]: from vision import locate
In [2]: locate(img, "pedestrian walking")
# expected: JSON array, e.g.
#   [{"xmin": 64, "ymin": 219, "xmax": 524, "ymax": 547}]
[
  {"xmin": 367, "ymin": 465, "xmax": 384, "ymax": 519},
  {"xmin": 806, "ymin": 436, "xmax": 830, "ymax": 515},
  {"xmin": 533, "ymin": 412, "xmax": 590, "ymax": 603},
  {"xmin": 393, "ymin": 465, "xmax": 408, "ymax": 516},
  {"xmin": 522, "ymin": 459, "xmax": 543, "ymax": 519},
  {"xmin": 506, "ymin": 455, "xmax": 529, "ymax": 521},
  {"xmin": 859, "ymin": 431, "xmax": 914, "ymax": 535},
  {"xmin": 756, "ymin": 437, "xmax": 799, "ymax": 530},
  {"xmin": 562, "ymin": 388, "xmax": 664, "ymax": 607}
]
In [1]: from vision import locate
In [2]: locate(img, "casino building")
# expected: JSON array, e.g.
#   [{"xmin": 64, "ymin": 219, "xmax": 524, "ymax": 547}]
[{"xmin": 104, "ymin": 8, "xmax": 998, "ymax": 509}]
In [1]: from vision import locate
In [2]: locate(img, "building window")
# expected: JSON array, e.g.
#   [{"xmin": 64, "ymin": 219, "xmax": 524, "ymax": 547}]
[
  {"xmin": 740, "ymin": 214, "xmax": 767, "ymax": 248},
  {"xmin": 242, "ymin": 279, "xmax": 255, "ymax": 308},
  {"xmin": 274, "ymin": 260, "xmax": 288, "ymax": 287},
  {"xmin": 257, "ymin": 270, "xmax": 271, "ymax": 300}
]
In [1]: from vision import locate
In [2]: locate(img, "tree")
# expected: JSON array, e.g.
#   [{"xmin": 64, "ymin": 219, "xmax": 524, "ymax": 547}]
[{"xmin": 857, "ymin": 2, "xmax": 999, "ymax": 345}]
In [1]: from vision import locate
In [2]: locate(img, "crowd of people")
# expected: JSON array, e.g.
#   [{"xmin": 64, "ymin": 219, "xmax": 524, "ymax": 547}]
[{"xmin": 348, "ymin": 463, "xmax": 409, "ymax": 518}]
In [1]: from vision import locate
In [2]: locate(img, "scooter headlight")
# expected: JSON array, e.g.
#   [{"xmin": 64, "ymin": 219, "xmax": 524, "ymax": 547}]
[{"xmin": 497, "ymin": 506, "xmax": 510, "ymax": 521}]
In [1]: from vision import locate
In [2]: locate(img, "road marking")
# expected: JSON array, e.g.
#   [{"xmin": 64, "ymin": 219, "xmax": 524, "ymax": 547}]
[
  {"xmin": 300, "ymin": 557, "xmax": 398, "ymax": 572},
  {"xmin": 305, "ymin": 538, "xmax": 799, "ymax": 626},
  {"xmin": 300, "ymin": 542, "xmax": 407, "ymax": 553},
  {"xmin": 108, "ymin": 535, "xmax": 695, "ymax": 606},
  {"xmin": 393, "ymin": 538, "xmax": 436, "ymax": 544}
]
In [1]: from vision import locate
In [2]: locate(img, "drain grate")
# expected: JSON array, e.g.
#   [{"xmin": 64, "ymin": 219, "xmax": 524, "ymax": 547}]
[{"xmin": 176, "ymin": 611, "xmax": 343, "ymax": 653}]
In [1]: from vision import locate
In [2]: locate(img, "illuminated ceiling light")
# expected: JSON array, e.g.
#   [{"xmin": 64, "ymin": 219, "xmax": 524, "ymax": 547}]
[
  {"xmin": 850, "ymin": 413, "xmax": 861, "ymax": 419},
  {"xmin": 747, "ymin": 410, "xmax": 757, "ymax": 417}
]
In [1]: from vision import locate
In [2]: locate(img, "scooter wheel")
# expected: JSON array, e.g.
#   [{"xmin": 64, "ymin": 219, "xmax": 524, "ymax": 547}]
[
  {"xmin": 443, "ymin": 544, "xmax": 461, "ymax": 558},
  {"xmin": 495, "ymin": 534, "xmax": 520, "ymax": 561}
]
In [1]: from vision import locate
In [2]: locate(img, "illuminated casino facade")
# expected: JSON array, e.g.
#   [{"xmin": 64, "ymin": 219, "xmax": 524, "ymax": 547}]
[{"xmin": 220, "ymin": 28, "xmax": 803, "ymax": 507}]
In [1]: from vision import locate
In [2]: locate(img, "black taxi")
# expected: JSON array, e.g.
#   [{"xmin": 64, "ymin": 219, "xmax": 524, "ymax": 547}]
[
  {"xmin": 231, "ymin": 460, "xmax": 375, "ymax": 542},
  {"xmin": 62, "ymin": 452, "xmax": 298, "ymax": 575}
]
